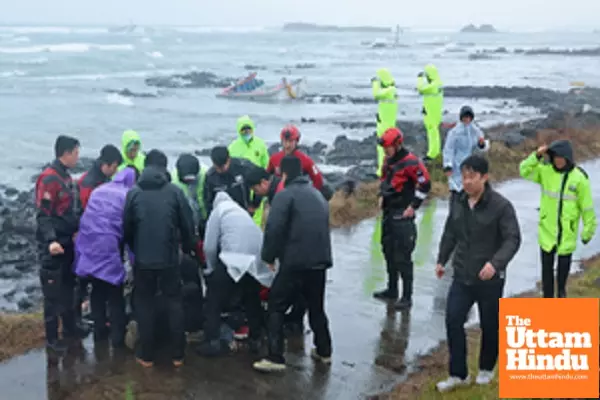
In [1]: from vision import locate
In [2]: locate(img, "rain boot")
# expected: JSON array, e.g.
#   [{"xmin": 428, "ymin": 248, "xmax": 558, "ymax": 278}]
[
  {"xmin": 394, "ymin": 276, "xmax": 413, "ymax": 310},
  {"xmin": 373, "ymin": 270, "xmax": 399, "ymax": 301}
]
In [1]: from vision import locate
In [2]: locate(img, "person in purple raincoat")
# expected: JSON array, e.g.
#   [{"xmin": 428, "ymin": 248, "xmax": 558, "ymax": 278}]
[{"xmin": 75, "ymin": 166, "xmax": 138, "ymax": 347}]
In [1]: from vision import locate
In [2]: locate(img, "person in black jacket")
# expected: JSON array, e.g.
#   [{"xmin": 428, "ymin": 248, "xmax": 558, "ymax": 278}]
[
  {"xmin": 203, "ymin": 146, "xmax": 260, "ymax": 217},
  {"xmin": 123, "ymin": 149, "xmax": 195, "ymax": 368},
  {"xmin": 253, "ymin": 155, "xmax": 333, "ymax": 373},
  {"xmin": 435, "ymin": 155, "xmax": 521, "ymax": 392},
  {"xmin": 245, "ymin": 167, "xmax": 283, "ymax": 206},
  {"xmin": 35, "ymin": 135, "xmax": 85, "ymax": 353}
]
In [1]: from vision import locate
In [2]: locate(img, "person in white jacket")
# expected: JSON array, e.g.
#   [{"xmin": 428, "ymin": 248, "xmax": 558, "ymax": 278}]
[
  {"xmin": 198, "ymin": 191, "xmax": 272, "ymax": 357},
  {"xmin": 442, "ymin": 106, "xmax": 490, "ymax": 204}
]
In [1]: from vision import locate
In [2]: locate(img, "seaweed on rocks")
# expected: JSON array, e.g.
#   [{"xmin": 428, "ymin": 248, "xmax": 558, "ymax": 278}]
[{"xmin": 105, "ymin": 89, "xmax": 160, "ymax": 98}]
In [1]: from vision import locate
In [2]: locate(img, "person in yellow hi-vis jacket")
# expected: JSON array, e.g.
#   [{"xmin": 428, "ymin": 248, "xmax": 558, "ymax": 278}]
[
  {"xmin": 371, "ymin": 68, "xmax": 398, "ymax": 176},
  {"xmin": 519, "ymin": 140, "xmax": 597, "ymax": 298},
  {"xmin": 228, "ymin": 115, "xmax": 269, "ymax": 227},
  {"xmin": 417, "ymin": 64, "xmax": 444, "ymax": 162}
]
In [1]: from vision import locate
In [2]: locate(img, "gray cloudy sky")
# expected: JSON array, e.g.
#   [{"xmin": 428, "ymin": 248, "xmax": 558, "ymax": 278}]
[{"xmin": 2, "ymin": 0, "xmax": 599, "ymax": 31}]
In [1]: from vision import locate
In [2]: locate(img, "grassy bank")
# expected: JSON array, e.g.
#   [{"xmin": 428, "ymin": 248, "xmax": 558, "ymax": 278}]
[
  {"xmin": 381, "ymin": 255, "xmax": 600, "ymax": 400},
  {"xmin": 329, "ymin": 126, "xmax": 600, "ymax": 227},
  {"xmin": 0, "ymin": 312, "xmax": 44, "ymax": 362}
]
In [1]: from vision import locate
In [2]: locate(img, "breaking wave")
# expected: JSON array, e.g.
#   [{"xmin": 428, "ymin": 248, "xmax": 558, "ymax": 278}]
[
  {"xmin": 105, "ymin": 93, "xmax": 134, "ymax": 107},
  {"xmin": 0, "ymin": 43, "xmax": 135, "ymax": 54},
  {"xmin": 0, "ymin": 69, "xmax": 26, "ymax": 78}
]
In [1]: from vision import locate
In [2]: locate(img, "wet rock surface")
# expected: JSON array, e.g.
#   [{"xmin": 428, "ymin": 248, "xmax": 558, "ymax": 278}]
[
  {"xmin": 1, "ymin": 167, "xmax": 598, "ymax": 399},
  {"xmin": 105, "ymin": 88, "xmax": 160, "ymax": 98},
  {"xmin": 145, "ymin": 71, "xmax": 235, "ymax": 89}
]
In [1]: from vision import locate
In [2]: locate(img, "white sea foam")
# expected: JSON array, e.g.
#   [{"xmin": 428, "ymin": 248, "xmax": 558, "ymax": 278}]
[
  {"xmin": 0, "ymin": 43, "xmax": 134, "ymax": 54},
  {"xmin": 0, "ymin": 69, "xmax": 26, "ymax": 78},
  {"xmin": 105, "ymin": 93, "xmax": 133, "ymax": 107}
]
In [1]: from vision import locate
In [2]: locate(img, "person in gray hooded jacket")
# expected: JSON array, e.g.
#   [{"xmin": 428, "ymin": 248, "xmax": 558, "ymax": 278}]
[
  {"xmin": 197, "ymin": 191, "xmax": 269, "ymax": 357},
  {"xmin": 443, "ymin": 106, "xmax": 490, "ymax": 204}
]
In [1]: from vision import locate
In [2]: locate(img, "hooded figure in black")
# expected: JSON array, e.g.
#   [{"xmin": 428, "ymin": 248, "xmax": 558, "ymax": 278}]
[{"xmin": 123, "ymin": 149, "xmax": 195, "ymax": 367}]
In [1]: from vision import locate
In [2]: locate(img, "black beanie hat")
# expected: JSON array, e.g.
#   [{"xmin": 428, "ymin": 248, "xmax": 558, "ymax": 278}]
[{"xmin": 281, "ymin": 155, "xmax": 302, "ymax": 182}]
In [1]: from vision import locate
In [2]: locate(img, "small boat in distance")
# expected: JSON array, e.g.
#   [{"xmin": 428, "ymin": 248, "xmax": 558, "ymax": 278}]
[{"xmin": 216, "ymin": 73, "xmax": 305, "ymax": 102}]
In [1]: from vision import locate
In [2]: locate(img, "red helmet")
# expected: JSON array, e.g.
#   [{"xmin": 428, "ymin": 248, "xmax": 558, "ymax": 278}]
[
  {"xmin": 377, "ymin": 127, "xmax": 404, "ymax": 147},
  {"xmin": 280, "ymin": 124, "xmax": 301, "ymax": 142}
]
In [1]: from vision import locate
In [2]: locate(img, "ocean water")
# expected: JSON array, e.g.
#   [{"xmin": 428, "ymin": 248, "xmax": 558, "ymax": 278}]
[{"xmin": 1, "ymin": 25, "xmax": 600, "ymax": 187}]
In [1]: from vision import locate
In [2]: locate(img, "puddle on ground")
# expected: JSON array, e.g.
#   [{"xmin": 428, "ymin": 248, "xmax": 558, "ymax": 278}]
[{"xmin": 1, "ymin": 159, "xmax": 599, "ymax": 399}]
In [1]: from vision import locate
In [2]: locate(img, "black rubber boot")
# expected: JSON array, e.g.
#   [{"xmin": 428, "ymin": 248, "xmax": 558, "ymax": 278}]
[
  {"xmin": 395, "ymin": 275, "xmax": 413, "ymax": 310},
  {"xmin": 373, "ymin": 271, "xmax": 399, "ymax": 301}
]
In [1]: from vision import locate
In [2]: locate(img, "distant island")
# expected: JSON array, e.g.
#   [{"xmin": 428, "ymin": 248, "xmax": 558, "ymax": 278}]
[
  {"xmin": 282, "ymin": 23, "xmax": 391, "ymax": 33},
  {"xmin": 460, "ymin": 24, "xmax": 498, "ymax": 33}
]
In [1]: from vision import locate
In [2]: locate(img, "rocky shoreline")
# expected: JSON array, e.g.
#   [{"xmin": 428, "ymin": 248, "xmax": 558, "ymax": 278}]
[{"xmin": 1, "ymin": 87, "xmax": 600, "ymax": 312}]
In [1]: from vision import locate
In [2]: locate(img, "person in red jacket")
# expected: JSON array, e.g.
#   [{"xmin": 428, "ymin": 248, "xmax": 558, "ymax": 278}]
[
  {"xmin": 374, "ymin": 127, "xmax": 431, "ymax": 310},
  {"xmin": 267, "ymin": 125, "xmax": 324, "ymax": 190},
  {"xmin": 78, "ymin": 145, "xmax": 124, "ymax": 209}
]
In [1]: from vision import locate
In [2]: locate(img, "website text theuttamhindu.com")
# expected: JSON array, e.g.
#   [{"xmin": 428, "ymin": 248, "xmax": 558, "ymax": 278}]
[{"xmin": 508, "ymin": 372, "xmax": 590, "ymax": 381}]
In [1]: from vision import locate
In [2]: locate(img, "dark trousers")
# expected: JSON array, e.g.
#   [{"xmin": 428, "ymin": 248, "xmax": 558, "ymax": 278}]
[
  {"xmin": 267, "ymin": 268, "xmax": 332, "ymax": 363},
  {"xmin": 134, "ymin": 267, "xmax": 185, "ymax": 362},
  {"xmin": 540, "ymin": 248, "xmax": 572, "ymax": 298},
  {"xmin": 90, "ymin": 278, "xmax": 126, "ymax": 345},
  {"xmin": 285, "ymin": 294, "xmax": 307, "ymax": 327},
  {"xmin": 445, "ymin": 279, "xmax": 504, "ymax": 379},
  {"xmin": 203, "ymin": 263, "xmax": 263, "ymax": 343},
  {"xmin": 180, "ymin": 254, "xmax": 204, "ymax": 332},
  {"xmin": 39, "ymin": 247, "xmax": 77, "ymax": 343},
  {"xmin": 381, "ymin": 215, "xmax": 417, "ymax": 299}
]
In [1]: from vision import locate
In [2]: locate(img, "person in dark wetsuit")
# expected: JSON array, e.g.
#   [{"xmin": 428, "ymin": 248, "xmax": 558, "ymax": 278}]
[{"xmin": 35, "ymin": 135, "xmax": 86, "ymax": 353}]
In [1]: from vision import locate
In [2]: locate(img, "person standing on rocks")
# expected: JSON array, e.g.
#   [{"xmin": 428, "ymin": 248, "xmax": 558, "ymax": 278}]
[
  {"xmin": 267, "ymin": 125, "xmax": 326, "ymax": 193},
  {"xmin": 442, "ymin": 106, "xmax": 489, "ymax": 204},
  {"xmin": 79, "ymin": 144, "xmax": 124, "ymax": 209},
  {"xmin": 519, "ymin": 140, "xmax": 597, "ymax": 298},
  {"xmin": 371, "ymin": 68, "xmax": 398, "ymax": 177},
  {"xmin": 374, "ymin": 127, "xmax": 431, "ymax": 310},
  {"xmin": 435, "ymin": 155, "xmax": 521, "ymax": 392},
  {"xmin": 35, "ymin": 135, "xmax": 85, "ymax": 352},
  {"xmin": 417, "ymin": 64, "xmax": 444, "ymax": 163},
  {"xmin": 118, "ymin": 130, "xmax": 146, "ymax": 173},
  {"xmin": 74, "ymin": 166, "xmax": 138, "ymax": 347},
  {"xmin": 228, "ymin": 115, "xmax": 270, "ymax": 227},
  {"xmin": 123, "ymin": 149, "xmax": 196, "ymax": 367},
  {"xmin": 254, "ymin": 155, "xmax": 333, "ymax": 372}
]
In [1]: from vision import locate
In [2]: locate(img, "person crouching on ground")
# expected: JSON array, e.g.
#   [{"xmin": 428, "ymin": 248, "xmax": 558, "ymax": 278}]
[
  {"xmin": 435, "ymin": 155, "xmax": 521, "ymax": 392},
  {"xmin": 123, "ymin": 149, "xmax": 196, "ymax": 368},
  {"xmin": 519, "ymin": 140, "xmax": 597, "ymax": 298},
  {"xmin": 74, "ymin": 166, "xmax": 138, "ymax": 347},
  {"xmin": 442, "ymin": 106, "xmax": 489, "ymax": 205},
  {"xmin": 254, "ymin": 155, "xmax": 333, "ymax": 373},
  {"xmin": 197, "ymin": 191, "xmax": 268, "ymax": 357}
]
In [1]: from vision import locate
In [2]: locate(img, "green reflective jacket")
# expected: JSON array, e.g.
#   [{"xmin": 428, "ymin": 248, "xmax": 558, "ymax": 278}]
[
  {"xmin": 519, "ymin": 152, "xmax": 597, "ymax": 255},
  {"xmin": 228, "ymin": 115, "xmax": 269, "ymax": 168},
  {"xmin": 417, "ymin": 64, "xmax": 443, "ymax": 124},
  {"xmin": 118, "ymin": 129, "xmax": 146, "ymax": 173},
  {"xmin": 171, "ymin": 165, "xmax": 208, "ymax": 221},
  {"xmin": 372, "ymin": 68, "xmax": 398, "ymax": 177}
]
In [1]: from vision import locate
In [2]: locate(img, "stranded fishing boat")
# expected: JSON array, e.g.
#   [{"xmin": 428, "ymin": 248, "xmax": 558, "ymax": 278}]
[{"xmin": 216, "ymin": 73, "xmax": 305, "ymax": 101}]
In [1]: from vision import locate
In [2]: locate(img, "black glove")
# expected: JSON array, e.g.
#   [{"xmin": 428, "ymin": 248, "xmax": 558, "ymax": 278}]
[
  {"xmin": 443, "ymin": 166, "xmax": 452, "ymax": 173},
  {"xmin": 582, "ymin": 238, "xmax": 590, "ymax": 245},
  {"xmin": 371, "ymin": 77, "xmax": 378, "ymax": 82},
  {"xmin": 418, "ymin": 72, "xmax": 425, "ymax": 78}
]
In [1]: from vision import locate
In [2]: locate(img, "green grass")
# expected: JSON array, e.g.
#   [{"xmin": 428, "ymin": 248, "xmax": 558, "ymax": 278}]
[{"xmin": 387, "ymin": 256, "xmax": 600, "ymax": 400}]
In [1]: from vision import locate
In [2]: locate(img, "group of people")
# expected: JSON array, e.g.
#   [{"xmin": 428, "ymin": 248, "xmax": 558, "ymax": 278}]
[
  {"xmin": 35, "ymin": 116, "xmax": 334, "ymax": 373},
  {"xmin": 34, "ymin": 68, "xmax": 597, "ymax": 388}
]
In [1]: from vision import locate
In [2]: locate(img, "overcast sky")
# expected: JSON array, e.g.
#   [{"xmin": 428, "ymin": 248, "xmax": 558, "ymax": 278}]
[{"xmin": 2, "ymin": 0, "xmax": 599, "ymax": 31}]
